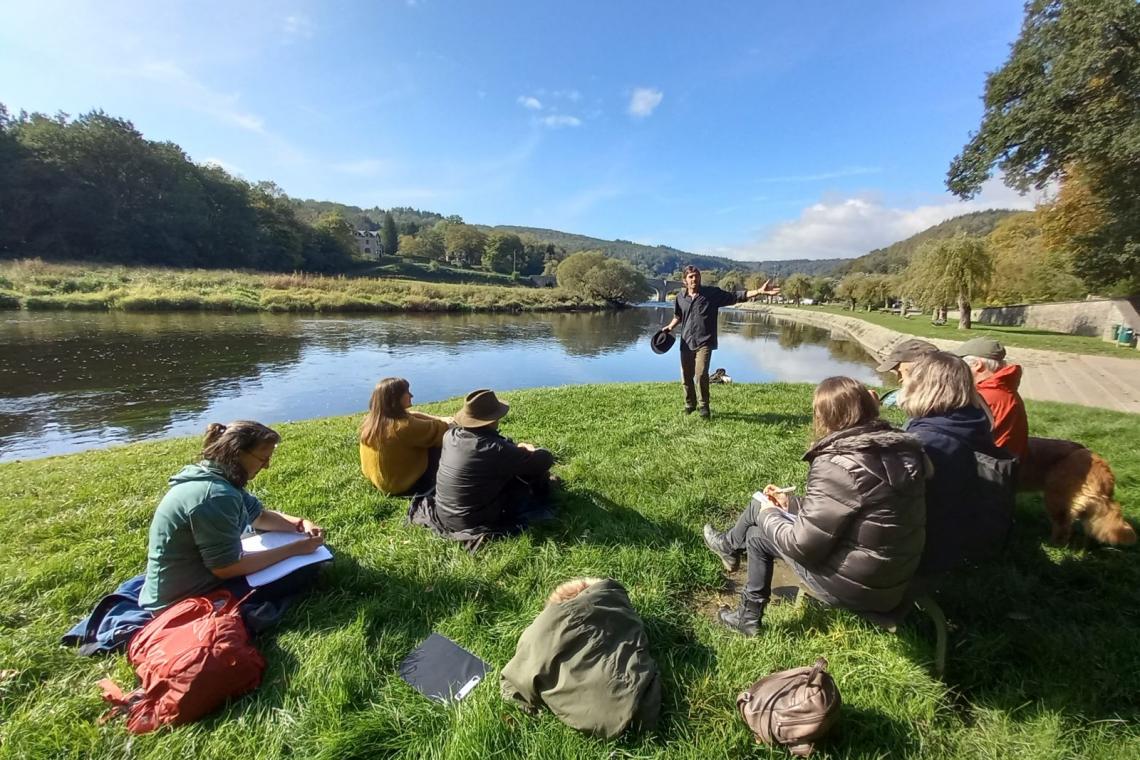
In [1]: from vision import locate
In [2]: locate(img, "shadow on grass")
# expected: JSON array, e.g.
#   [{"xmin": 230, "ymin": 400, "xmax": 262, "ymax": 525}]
[
  {"xmin": 708, "ymin": 411, "xmax": 814, "ymax": 428},
  {"xmin": 640, "ymin": 610, "xmax": 718, "ymax": 743},
  {"xmin": 535, "ymin": 488, "xmax": 696, "ymax": 549}
]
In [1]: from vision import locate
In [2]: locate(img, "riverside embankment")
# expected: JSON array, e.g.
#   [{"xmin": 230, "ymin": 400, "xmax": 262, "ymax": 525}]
[{"xmin": 739, "ymin": 304, "xmax": 1140, "ymax": 413}]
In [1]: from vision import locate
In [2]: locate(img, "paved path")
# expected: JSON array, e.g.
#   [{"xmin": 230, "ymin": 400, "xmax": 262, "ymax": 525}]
[{"xmin": 739, "ymin": 304, "xmax": 1140, "ymax": 414}]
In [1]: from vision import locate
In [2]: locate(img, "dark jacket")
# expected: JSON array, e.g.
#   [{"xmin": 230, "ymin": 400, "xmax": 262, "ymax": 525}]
[
  {"xmin": 434, "ymin": 426, "xmax": 554, "ymax": 533},
  {"xmin": 500, "ymin": 579, "xmax": 661, "ymax": 738},
  {"xmin": 905, "ymin": 405, "xmax": 1004, "ymax": 574},
  {"xmin": 760, "ymin": 420, "xmax": 929, "ymax": 613}
]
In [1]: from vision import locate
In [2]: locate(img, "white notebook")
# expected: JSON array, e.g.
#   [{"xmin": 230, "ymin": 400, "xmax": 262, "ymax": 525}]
[{"xmin": 241, "ymin": 530, "xmax": 333, "ymax": 587}]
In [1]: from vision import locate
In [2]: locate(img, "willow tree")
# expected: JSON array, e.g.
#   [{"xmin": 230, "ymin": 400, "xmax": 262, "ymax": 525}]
[{"xmin": 906, "ymin": 236, "xmax": 993, "ymax": 329}]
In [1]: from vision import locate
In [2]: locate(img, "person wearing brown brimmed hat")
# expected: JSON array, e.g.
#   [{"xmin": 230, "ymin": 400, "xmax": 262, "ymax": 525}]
[
  {"xmin": 875, "ymin": 338, "xmax": 939, "ymax": 380},
  {"xmin": 432, "ymin": 389, "xmax": 556, "ymax": 538}
]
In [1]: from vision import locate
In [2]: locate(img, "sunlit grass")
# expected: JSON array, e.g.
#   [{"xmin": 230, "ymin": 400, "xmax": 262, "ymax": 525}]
[
  {"xmin": 796, "ymin": 304, "xmax": 1140, "ymax": 360},
  {"xmin": 1, "ymin": 383, "xmax": 1138, "ymax": 758}
]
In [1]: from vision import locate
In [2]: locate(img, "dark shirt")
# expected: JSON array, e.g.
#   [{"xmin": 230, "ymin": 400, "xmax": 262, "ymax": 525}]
[
  {"xmin": 673, "ymin": 286, "xmax": 744, "ymax": 351},
  {"xmin": 435, "ymin": 426, "xmax": 555, "ymax": 532}
]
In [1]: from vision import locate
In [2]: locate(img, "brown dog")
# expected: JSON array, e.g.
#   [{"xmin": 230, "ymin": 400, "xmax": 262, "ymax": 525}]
[{"xmin": 1019, "ymin": 437, "xmax": 1136, "ymax": 546}]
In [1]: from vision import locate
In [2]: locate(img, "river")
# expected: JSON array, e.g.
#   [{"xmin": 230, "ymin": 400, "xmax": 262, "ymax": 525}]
[{"xmin": 0, "ymin": 306, "xmax": 890, "ymax": 462}]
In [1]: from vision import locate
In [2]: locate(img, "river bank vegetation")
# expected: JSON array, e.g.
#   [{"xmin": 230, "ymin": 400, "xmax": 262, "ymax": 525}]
[
  {"xmin": 0, "ymin": 259, "xmax": 608, "ymax": 313},
  {"xmin": 1, "ymin": 383, "xmax": 1137, "ymax": 758}
]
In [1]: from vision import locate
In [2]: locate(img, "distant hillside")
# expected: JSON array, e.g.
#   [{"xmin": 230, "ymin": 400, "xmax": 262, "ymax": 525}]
[
  {"xmin": 289, "ymin": 200, "xmax": 848, "ymax": 277},
  {"xmin": 837, "ymin": 209, "xmax": 1024, "ymax": 275},
  {"xmin": 484, "ymin": 225, "xmax": 846, "ymax": 278}
]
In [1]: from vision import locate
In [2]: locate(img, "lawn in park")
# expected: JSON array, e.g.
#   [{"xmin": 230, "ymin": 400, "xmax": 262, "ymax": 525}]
[
  {"xmin": 1, "ymin": 383, "xmax": 1138, "ymax": 759},
  {"xmin": 801, "ymin": 304, "xmax": 1140, "ymax": 360}
]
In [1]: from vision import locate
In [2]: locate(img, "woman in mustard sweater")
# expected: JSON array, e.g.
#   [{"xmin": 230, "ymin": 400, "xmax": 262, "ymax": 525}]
[{"xmin": 359, "ymin": 377, "xmax": 451, "ymax": 495}]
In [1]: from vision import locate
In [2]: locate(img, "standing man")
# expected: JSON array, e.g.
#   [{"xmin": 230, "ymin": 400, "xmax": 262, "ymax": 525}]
[{"xmin": 660, "ymin": 266, "xmax": 780, "ymax": 418}]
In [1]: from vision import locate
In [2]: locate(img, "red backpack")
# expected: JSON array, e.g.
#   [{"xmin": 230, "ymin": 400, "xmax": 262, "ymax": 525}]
[{"xmin": 99, "ymin": 590, "xmax": 265, "ymax": 734}]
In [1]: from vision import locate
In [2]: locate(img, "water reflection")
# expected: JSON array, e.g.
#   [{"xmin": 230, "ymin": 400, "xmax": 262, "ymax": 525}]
[{"xmin": 0, "ymin": 307, "xmax": 888, "ymax": 461}]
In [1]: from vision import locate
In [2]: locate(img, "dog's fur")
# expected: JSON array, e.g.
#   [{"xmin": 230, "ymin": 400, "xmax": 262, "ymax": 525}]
[{"xmin": 1019, "ymin": 437, "xmax": 1136, "ymax": 546}]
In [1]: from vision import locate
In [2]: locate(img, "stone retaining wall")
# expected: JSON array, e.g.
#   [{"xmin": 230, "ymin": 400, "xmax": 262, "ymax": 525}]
[{"xmin": 973, "ymin": 298, "xmax": 1140, "ymax": 342}]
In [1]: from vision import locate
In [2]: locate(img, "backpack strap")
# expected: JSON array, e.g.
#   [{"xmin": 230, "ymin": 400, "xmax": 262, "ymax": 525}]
[{"xmin": 97, "ymin": 678, "xmax": 142, "ymax": 725}]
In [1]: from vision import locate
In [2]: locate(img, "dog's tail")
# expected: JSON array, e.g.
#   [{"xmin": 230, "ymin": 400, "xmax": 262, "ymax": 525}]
[{"xmin": 1077, "ymin": 454, "xmax": 1137, "ymax": 546}]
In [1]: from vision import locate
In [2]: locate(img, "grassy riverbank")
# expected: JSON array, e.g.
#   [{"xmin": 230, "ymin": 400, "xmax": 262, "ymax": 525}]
[
  {"xmin": 2, "ymin": 383, "xmax": 1138, "ymax": 759},
  {"xmin": 799, "ymin": 304, "xmax": 1140, "ymax": 360},
  {"xmin": 0, "ymin": 260, "xmax": 601, "ymax": 313}
]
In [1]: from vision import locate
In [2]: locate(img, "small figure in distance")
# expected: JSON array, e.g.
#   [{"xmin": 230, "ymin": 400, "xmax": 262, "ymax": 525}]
[
  {"xmin": 660, "ymin": 266, "xmax": 779, "ymax": 418},
  {"xmin": 702, "ymin": 377, "xmax": 928, "ymax": 636},
  {"xmin": 359, "ymin": 377, "xmax": 452, "ymax": 496},
  {"xmin": 140, "ymin": 420, "xmax": 324, "ymax": 612}
]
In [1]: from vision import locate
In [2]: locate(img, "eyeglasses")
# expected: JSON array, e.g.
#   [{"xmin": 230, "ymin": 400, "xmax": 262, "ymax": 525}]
[{"xmin": 245, "ymin": 449, "xmax": 275, "ymax": 467}]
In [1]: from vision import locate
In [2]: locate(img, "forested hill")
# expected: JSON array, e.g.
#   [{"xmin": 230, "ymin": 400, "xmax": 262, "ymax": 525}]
[
  {"xmin": 481, "ymin": 225, "xmax": 847, "ymax": 278},
  {"xmin": 836, "ymin": 209, "xmax": 1024, "ymax": 275},
  {"xmin": 287, "ymin": 200, "xmax": 849, "ymax": 277}
]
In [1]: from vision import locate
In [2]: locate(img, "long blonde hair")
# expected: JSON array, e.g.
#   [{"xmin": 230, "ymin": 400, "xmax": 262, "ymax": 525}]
[
  {"xmin": 359, "ymin": 377, "xmax": 409, "ymax": 448},
  {"xmin": 899, "ymin": 352, "xmax": 990, "ymax": 420}
]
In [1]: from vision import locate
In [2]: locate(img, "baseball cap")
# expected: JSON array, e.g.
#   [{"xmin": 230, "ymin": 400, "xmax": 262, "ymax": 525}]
[
  {"xmin": 875, "ymin": 338, "xmax": 939, "ymax": 372},
  {"xmin": 950, "ymin": 337, "xmax": 1006, "ymax": 360}
]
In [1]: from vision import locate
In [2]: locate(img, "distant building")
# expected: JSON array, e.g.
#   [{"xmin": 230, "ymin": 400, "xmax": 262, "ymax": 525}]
[{"xmin": 353, "ymin": 230, "xmax": 382, "ymax": 260}]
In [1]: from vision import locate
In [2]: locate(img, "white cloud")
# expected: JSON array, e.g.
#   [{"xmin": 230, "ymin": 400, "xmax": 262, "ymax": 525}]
[
  {"xmin": 135, "ymin": 61, "xmax": 266, "ymax": 134},
  {"xmin": 332, "ymin": 159, "xmax": 389, "ymax": 177},
  {"xmin": 713, "ymin": 176, "xmax": 1046, "ymax": 261},
  {"xmin": 282, "ymin": 14, "xmax": 313, "ymax": 41},
  {"xmin": 201, "ymin": 157, "xmax": 242, "ymax": 175},
  {"xmin": 517, "ymin": 95, "xmax": 543, "ymax": 110},
  {"xmin": 540, "ymin": 114, "xmax": 581, "ymax": 128},
  {"xmin": 755, "ymin": 166, "xmax": 883, "ymax": 183},
  {"xmin": 628, "ymin": 87, "xmax": 663, "ymax": 117}
]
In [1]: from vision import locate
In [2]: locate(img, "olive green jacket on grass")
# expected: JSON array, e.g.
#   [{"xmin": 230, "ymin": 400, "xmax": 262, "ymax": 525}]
[{"xmin": 499, "ymin": 579, "xmax": 661, "ymax": 738}]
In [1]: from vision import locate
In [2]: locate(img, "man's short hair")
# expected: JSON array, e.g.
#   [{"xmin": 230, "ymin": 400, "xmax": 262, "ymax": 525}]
[
  {"xmin": 682, "ymin": 265, "xmax": 701, "ymax": 277},
  {"xmin": 963, "ymin": 355, "xmax": 1005, "ymax": 373}
]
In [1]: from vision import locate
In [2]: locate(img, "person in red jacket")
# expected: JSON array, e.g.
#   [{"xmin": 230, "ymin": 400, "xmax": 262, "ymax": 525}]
[{"xmin": 951, "ymin": 337, "xmax": 1028, "ymax": 460}]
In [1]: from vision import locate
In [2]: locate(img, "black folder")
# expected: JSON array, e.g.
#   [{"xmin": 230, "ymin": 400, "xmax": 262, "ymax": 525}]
[{"xmin": 398, "ymin": 633, "xmax": 489, "ymax": 704}]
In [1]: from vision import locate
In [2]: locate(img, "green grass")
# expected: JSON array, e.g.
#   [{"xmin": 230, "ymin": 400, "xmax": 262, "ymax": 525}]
[
  {"xmin": 1, "ymin": 383, "xmax": 1138, "ymax": 759},
  {"xmin": 799, "ymin": 305, "xmax": 1140, "ymax": 360},
  {"xmin": 0, "ymin": 259, "xmax": 599, "ymax": 314}
]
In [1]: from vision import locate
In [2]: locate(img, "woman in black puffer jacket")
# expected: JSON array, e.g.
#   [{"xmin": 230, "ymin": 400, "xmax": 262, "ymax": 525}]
[{"xmin": 703, "ymin": 376, "xmax": 929, "ymax": 636}]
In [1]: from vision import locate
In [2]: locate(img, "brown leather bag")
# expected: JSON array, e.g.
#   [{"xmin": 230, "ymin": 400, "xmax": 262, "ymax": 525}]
[{"xmin": 736, "ymin": 657, "xmax": 841, "ymax": 756}]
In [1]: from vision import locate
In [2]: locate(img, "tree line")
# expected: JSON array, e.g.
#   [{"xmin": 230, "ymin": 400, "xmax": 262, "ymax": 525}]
[{"xmin": 0, "ymin": 105, "xmax": 361, "ymax": 272}]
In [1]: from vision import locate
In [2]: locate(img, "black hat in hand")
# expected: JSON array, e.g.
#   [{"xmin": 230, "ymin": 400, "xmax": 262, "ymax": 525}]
[{"xmin": 651, "ymin": 329, "xmax": 676, "ymax": 355}]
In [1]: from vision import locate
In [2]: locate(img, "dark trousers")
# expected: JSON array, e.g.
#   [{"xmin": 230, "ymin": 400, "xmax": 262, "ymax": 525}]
[
  {"xmin": 405, "ymin": 446, "xmax": 443, "ymax": 497},
  {"xmin": 724, "ymin": 499, "xmax": 835, "ymax": 607},
  {"xmin": 679, "ymin": 344, "xmax": 712, "ymax": 410}
]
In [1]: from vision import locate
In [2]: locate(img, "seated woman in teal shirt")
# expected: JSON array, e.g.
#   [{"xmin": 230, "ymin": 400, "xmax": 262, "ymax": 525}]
[{"xmin": 139, "ymin": 420, "xmax": 325, "ymax": 611}]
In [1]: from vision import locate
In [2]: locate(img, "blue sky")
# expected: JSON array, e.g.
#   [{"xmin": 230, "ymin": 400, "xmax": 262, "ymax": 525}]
[{"xmin": 0, "ymin": 1, "xmax": 1041, "ymax": 261}]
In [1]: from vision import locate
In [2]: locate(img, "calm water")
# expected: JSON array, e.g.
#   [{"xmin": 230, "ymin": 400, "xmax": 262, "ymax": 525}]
[{"xmin": 0, "ymin": 306, "xmax": 888, "ymax": 462}]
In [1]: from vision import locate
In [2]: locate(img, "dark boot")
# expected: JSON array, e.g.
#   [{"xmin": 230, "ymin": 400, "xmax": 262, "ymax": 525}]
[
  {"xmin": 717, "ymin": 598, "xmax": 765, "ymax": 636},
  {"xmin": 699, "ymin": 406, "xmax": 711, "ymax": 419},
  {"xmin": 702, "ymin": 524, "xmax": 739, "ymax": 572},
  {"xmin": 683, "ymin": 405, "xmax": 696, "ymax": 415}
]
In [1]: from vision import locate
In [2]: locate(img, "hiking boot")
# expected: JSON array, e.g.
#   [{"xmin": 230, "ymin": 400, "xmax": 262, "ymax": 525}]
[
  {"xmin": 699, "ymin": 407, "xmax": 711, "ymax": 419},
  {"xmin": 717, "ymin": 598, "xmax": 765, "ymax": 637},
  {"xmin": 683, "ymin": 405, "xmax": 696, "ymax": 415},
  {"xmin": 702, "ymin": 524, "xmax": 739, "ymax": 572}
]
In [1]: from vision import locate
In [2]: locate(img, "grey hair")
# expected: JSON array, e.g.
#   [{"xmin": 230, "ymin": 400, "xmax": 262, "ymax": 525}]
[
  {"xmin": 899, "ymin": 352, "xmax": 990, "ymax": 420},
  {"xmin": 963, "ymin": 355, "xmax": 1005, "ymax": 373}
]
